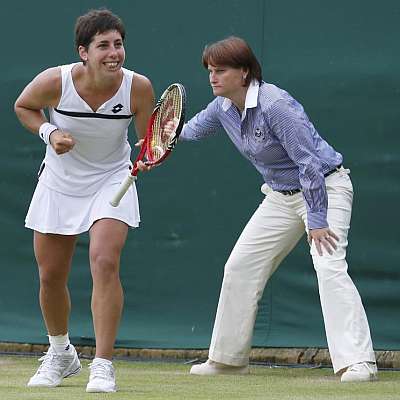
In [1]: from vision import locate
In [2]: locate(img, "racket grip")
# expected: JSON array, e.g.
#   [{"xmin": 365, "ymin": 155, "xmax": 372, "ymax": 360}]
[{"xmin": 110, "ymin": 175, "xmax": 136, "ymax": 207}]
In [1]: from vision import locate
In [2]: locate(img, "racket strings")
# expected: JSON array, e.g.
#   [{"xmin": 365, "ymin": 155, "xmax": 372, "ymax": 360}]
[{"xmin": 147, "ymin": 87, "xmax": 182, "ymax": 162}]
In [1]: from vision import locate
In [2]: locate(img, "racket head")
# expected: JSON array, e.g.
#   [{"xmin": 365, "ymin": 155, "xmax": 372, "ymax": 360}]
[{"xmin": 145, "ymin": 83, "xmax": 186, "ymax": 165}]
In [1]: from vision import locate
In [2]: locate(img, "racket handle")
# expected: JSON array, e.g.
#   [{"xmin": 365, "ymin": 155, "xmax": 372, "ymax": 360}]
[{"xmin": 110, "ymin": 175, "xmax": 136, "ymax": 207}]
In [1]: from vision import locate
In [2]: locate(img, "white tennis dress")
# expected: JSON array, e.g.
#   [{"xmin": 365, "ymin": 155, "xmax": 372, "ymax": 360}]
[{"xmin": 25, "ymin": 63, "xmax": 140, "ymax": 234}]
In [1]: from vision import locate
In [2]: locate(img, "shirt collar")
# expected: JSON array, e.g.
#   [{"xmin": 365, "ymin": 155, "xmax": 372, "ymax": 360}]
[{"xmin": 221, "ymin": 79, "xmax": 260, "ymax": 120}]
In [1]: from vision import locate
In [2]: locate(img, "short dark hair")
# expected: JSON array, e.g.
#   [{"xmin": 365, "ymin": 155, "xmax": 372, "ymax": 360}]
[
  {"xmin": 74, "ymin": 8, "xmax": 125, "ymax": 51},
  {"xmin": 202, "ymin": 36, "xmax": 262, "ymax": 85}
]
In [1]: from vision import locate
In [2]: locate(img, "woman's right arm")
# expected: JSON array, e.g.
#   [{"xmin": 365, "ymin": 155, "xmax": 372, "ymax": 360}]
[
  {"xmin": 180, "ymin": 98, "xmax": 223, "ymax": 141},
  {"xmin": 15, "ymin": 68, "xmax": 75, "ymax": 154},
  {"xmin": 14, "ymin": 67, "xmax": 61, "ymax": 133}
]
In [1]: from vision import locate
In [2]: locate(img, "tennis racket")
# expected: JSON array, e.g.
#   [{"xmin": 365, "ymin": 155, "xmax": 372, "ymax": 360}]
[{"xmin": 110, "ymin": 83, "xmax": 186, "ymax": 207}]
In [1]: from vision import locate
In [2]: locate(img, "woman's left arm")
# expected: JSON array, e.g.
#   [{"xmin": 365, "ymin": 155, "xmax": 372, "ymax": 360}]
[
  {"xmin": 266, "ymin": 99, "xmax": 338, "ymax": 255},
  {"xmin": 131, "ymin": 73, "xmax": 155, "ymax": 140}
]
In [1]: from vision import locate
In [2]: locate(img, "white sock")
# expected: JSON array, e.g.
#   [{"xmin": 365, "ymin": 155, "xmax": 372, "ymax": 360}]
[
  {"xmin": 48, "ymin": 333, "xmax": 71, "ymax": 353},
  {"xmin": 92, "ymin": 357, "xmax": 112, "ymax": 366}
]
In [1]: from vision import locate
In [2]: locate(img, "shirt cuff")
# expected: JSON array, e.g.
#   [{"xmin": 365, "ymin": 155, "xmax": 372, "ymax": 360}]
[{"xmin": 307, "ymin": 210, "xmax": 328, "ymax": 230}]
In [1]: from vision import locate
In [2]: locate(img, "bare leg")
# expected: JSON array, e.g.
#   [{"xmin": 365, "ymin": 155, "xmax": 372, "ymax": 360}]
[
  {"xmin": 89, "ymin": 218, "xmax": 128, "ymax": 360},
  {"xmin": 34, "ymin": 232, "xmax": 77, "ymax": 335}
]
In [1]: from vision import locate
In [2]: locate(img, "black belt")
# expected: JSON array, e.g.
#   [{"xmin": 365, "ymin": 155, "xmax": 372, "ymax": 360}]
[
  {"xmin": 278, "ymin": 189, "xmax": 301, "ymax": 196},
  {"xmin": 277, "ymin": 165, "xmax": 342, "ymax": 196},
  {"xmin": 324, "ymin": 164, "xmax": 342, "ymax": 178}
]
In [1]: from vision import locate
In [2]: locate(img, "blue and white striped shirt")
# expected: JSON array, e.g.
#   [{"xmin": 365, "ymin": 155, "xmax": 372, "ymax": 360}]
[{"xmin": 180, "ymin": 80, "xmax": 343, "ymax": 229}]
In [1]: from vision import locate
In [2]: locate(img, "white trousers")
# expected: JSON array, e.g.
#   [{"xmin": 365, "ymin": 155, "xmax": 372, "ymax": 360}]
[{"xmin": 209, "ymin": 169, "xmax": 375, "ymax": 373}]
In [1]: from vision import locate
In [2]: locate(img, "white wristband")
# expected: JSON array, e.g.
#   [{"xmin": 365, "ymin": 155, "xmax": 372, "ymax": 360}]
[{"xmin": 39, "ymin": 122, "xmax": 58, "ymax": 145}]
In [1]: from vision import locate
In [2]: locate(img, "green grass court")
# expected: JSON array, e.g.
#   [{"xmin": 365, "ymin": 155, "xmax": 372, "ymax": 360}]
[{"xmin": 0, "ymin": 355, "xmax": 399, "ymax": 399}]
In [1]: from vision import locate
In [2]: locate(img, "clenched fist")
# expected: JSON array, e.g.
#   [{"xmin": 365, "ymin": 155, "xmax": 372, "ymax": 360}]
[{"xmin": 50, "ymin": 131, "xmax": 75, "ymax": 155}]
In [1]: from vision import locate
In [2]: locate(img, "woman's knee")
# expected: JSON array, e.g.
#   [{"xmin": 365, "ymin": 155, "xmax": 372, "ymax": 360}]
[
  {"xmin": 313, "ymin": 258, "xmax": 350, "ymax": 283},
  {"xmin": 90, "ymin": 251, "xmax": 120, "ymax": 280},
  {"xmin": 38, "ymin": 264, "xmax": 69, "ymax": 288}
]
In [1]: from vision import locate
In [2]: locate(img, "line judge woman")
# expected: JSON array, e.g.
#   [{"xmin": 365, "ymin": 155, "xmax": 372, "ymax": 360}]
[{"xmin": 174, "ymin": 36, "xmax": 377, "ymax": 382}]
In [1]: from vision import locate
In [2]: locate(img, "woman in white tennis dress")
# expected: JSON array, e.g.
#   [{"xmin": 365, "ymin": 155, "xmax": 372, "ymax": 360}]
[{"xmin": 14, "ymin": 8, "xmax": 154, "ymax": 393}]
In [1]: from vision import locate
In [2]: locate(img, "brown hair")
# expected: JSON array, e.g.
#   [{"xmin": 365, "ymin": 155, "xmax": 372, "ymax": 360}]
[
  {"xmin": 74, "ymin": 8, "xmax": 125, "ymax": 51},
  {"xmin": 202, "ymin": 36, "xmax": 262, "ymax": 85}
]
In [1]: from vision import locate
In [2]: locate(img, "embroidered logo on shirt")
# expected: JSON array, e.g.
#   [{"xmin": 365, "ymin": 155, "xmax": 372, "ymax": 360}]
[
  {"xmin": 254, "ymin": 127, "xmax": 265, "ymax": 142},
  {"xmin": 112, "ymin": 103, "xmax": 124, "ymax": 113}
]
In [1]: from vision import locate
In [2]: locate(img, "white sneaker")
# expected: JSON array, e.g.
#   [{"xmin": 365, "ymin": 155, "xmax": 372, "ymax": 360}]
[
  {"xmin": 86, "ymin": 360, "xmax": 117, "ymax": 393},
  {"xmin": 190, "ymin": 359, "xmax": 249, "ymax": 376},
  {"xmin": 341, "ymin": 362, "xmax": 378, "ymax": 382},
  {"xmin": 27, "ymin": 344, "xmax": 81, "ymax": 387}
]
